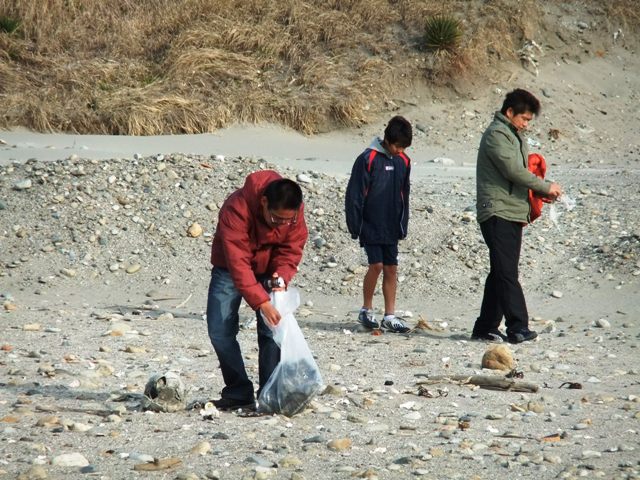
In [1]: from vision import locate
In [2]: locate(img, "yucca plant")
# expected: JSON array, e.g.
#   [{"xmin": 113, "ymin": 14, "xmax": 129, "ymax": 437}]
[
  {"xmin": 0, "ymin": 16, "xmax": 20, "ymax": 34},
  {"xmin": 423, "ymin": 15, "xmax": 462, "ymax": 53}
]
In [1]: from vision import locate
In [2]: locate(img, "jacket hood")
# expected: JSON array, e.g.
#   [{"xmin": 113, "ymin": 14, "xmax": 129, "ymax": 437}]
[
  {"xmin": 239, "ymin": 170, "xmax": 282, "ymax": 215},
  {"xmin": 368, "ymin": 137, "xmax": 392, "ymax": 158}
]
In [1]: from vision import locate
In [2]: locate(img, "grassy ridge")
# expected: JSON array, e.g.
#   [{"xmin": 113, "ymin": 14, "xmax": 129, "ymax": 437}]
[{"xmin": 0, "ymin": 0, "xmax": 636, "ymax": 135}]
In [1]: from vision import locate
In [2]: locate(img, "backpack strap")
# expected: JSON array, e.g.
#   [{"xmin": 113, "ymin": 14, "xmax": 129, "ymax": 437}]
[
  {"xmin": 366, "ymin": 149, "xmax": 376, "ymax": 172},
  {"xmin": 367, "ymin": 149, "xmax": 410, "ymax": 171}
]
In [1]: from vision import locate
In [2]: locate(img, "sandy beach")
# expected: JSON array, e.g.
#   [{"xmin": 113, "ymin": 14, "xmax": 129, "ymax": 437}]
[{"xmin": 1, "ymin": 35, "xmax": 639, "ymax": 480}]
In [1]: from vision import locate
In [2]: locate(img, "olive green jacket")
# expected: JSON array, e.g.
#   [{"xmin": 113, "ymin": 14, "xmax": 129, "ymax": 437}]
[{"xmin": 476, "ymin": 112, "xmax": 551, "ymax": 224}]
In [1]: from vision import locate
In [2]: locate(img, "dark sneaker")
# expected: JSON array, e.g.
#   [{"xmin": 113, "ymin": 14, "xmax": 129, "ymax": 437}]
[
  {"xmin": 358, "ymin": 309, "xmax": 379, "ymax": 329},
  {"xmin": 381, "ymin": 316, "xmax": 410, "ymax": 333},
  {"xmin": 212, "ymin": 397, "xmax": 256, "ymax": 411},
  {"xmin": 471, "ymin": 329, "xmax": 508, "ymax": 343},
  {"xmin": 508, "ymin": 329, "xmax": 538, "ymax": 344}
]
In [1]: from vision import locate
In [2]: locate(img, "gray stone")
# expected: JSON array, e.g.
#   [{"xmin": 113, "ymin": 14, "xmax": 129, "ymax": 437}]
[
  {"xmin": 51, "ymin": 452, "xmax": 89, "ymax": 467},
  {"xmin": 14, "ymin": 179, "xmax": 32, "ymax": 190}
]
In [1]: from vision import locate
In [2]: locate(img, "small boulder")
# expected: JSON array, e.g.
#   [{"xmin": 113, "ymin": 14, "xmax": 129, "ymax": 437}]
[{"xmin": 482, "ymin": 344, "xmax": 515, "ymax": 371}]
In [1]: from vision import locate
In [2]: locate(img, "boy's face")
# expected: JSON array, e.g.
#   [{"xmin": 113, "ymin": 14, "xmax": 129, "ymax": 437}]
[{"xmin": 384, "ymin": 142, "xmax": 406, "ymax": 156}]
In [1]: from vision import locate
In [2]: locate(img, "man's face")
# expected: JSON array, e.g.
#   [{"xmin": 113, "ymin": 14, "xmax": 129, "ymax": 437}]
[
  {"xmin": 260, "ymin": 197, "xmax": 298, "ymax": 228},
  {"xmin": 505, "ymin": 108, "xmax": 533, "ymax": 131}
]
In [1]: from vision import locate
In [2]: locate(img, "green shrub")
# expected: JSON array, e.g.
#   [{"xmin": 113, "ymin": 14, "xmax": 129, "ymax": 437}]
[
  {"xmin": 0, "ymin": 16, "xmax": 20, "ymax": 34},
  {"xmin": 423, "ymin": 15, "xmax": 462, "ymax": 53}
]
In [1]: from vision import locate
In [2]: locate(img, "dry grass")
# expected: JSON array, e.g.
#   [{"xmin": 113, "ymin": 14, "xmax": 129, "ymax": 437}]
[{"xmin": 0, "ymin": 0, "xmax": 636, "ymax": 134}]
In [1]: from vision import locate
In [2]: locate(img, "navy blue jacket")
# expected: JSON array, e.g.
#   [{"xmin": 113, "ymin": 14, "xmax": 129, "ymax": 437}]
[{"xmin": 345, "ymin": 138, "xmax": 411, "ymax": 245}]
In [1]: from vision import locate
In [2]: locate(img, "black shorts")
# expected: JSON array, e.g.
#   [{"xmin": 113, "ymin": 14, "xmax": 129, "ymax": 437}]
[{"xmin": 364, "ymin": 244, "xmax": 398, "ymax": 266}]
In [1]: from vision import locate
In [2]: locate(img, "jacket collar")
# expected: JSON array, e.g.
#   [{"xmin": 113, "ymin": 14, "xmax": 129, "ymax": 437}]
[
  {"xmin": 494, "ymin": 111, "xmax": 519, "ymax": 135},
  {"xmin": 368, "ymin": 137, "xmax": 393, "ymax": 159}
]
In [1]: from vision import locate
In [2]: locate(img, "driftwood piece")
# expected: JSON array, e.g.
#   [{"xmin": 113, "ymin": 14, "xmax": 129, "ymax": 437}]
[
  {"xmin": 35, "ymin": 404, "xmax": 119, "ymax": 417},
  {"xmin": 415, "ymin": 374, "xmax": 539, "ymax": 393}
]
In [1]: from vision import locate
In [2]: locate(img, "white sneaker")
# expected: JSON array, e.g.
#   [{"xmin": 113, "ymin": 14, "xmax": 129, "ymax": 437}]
[{"xmin": 381, "ymin": 316, "xmax": 410, "ymax": 333}]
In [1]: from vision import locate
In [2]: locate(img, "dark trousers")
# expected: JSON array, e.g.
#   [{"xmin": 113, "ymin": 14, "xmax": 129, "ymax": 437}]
[
  {"xmin": 206, "ymin": 268, "xmax": 280, "ymax": 402},
  {"xmin": 474, "ymin": 216, "xmax": 529, "ymax": 335}
]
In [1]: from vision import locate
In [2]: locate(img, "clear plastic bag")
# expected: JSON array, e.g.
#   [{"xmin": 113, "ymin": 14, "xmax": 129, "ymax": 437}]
[
  {"xmin": 258, "ymin": 288, "xmax": 323, "ymax": 417},
  {"xmin": 549, "ymin": 194, "xmax": 576, "ymax": 226}
]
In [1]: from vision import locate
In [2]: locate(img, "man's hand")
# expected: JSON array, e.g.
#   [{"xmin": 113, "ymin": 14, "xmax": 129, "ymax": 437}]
[
  {"xmin": 258, "ymin": 301, "xmax": 281, "ymax": 327},
  {"xmin": 547, "ymin": 182, "xmax": 562, "ymax": 200},
  {"xmin": 262, "ymin": 272, "xmax": 286, "ymax": 293}
]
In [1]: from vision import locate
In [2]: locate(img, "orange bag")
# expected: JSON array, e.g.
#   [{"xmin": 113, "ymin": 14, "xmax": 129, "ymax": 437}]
[{"xmin": 527, "ymin": 153, "xmax": 552, "ymax": 222}]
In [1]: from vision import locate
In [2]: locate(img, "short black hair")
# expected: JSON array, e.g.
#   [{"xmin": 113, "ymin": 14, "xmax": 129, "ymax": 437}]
[
  {"xmin": 500, "ymin": 89, "xmax": 541, "ymax": 116},
  {"xmin": 263, "ymin": 178, "xmax": 303, "ymax": 210},
  {"xmin": 384, "ymin": 115, "xmax": 412, "ymax": 148}
]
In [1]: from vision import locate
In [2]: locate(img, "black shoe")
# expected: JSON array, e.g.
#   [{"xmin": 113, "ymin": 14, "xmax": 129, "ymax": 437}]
[
  {"xmin": 212, "ymin": 397, "xmax": 256, "ymax": 411},
  {"xmin": 507, "ymin": 329, "xmax": 538, "ymax": 344},
  {"xmin": 471, "ymin": 329, "xmax": 508, "ymax": 342}
]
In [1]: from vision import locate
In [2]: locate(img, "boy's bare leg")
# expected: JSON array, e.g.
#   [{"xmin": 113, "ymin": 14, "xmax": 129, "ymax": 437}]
[
  {"xmin": 382, "ymin": 265, "xmax": 398, "ymax": 315},
  {"xmin": 362, "ymin": 263, "xmax": 383, "ymax": 309}
]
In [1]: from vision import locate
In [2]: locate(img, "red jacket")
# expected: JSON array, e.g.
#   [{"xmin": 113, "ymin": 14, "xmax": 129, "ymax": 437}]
[{"xmin": 210, "ymin": 170, "xmax": 308, "ymax": 310}]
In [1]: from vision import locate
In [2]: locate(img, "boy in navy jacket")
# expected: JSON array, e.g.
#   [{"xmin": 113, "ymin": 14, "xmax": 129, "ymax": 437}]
[{"xmin": 345, "ymin": 116, "xmax": 412, "ymax": 333}]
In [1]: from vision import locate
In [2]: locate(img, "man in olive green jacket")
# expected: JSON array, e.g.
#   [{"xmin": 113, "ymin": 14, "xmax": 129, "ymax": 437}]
[{"xmin": 473, "ymin": 89, "xmax": 562, "ymax": 344}]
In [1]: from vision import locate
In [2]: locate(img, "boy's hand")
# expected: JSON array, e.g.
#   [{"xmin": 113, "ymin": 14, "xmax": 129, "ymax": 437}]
[{"xmin": 258, "ymin": 301, "xmax": 281, "ymax": 327}]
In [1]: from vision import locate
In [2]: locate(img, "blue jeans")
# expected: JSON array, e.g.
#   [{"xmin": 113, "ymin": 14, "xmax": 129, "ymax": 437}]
[{"xmin": 206, "ymin": 267, "xmax": 280, "ymax": 402}]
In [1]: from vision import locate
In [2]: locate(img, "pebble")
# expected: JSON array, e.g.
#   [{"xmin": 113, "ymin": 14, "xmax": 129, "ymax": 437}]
[
  {"xmin": 17, "ymin": 466, "xmax": 48, "ymax": 480},
  {"xmin": 327, "ymin": 438, "xmax": 352, "ymax": 451},
  {"xmin": 594, "ymin": 318, "xmax": 611, "ymax": 328},
  {"xmin": 303, "ymin": 435, "xmax": 325, "ymax": 444},
  {"xmin": 190, "ymin": 441, "xmax": 211, "ymax": 455},
  {"xmin": 60, "ymin": 268, "xmax": 76, "ymax": 278},
  {"xmin": 246, "ymin": 456, "xmax": 276, "ymax": 467},
  {"xmin": 187, "ymin": 222, "xmax": 203, "ymax": 237},
  {"xmin": 126, "ymin": 264, "xmax": 141, "ymax": 274},
  {"xmin": 581, "ymin": 450, "xmax": 601, "ymax": 459},
  {"xmin": 14, "ymin": 179, "xmax": 32, "ymax": 190},
  {"xmin": 51, "ymin": 452, "xmax": 89, "ymax": 467},
  {"xmin": 296, "ymin": 173, "xmax": 313, "ymax": 184},
  {"xmin": 551, "ymin": 290, "xmax": 563, "ymax": 298},
  {"xmin": 403, "ymin": 411, "xmax": 422, "ymax": 420},
  {"xmin": 431, "ymin": 157, "xmax": 456, "ymax": 166},
  {"xmin": 279, "ymin": 455, "xmax": 302, "ymax": 468},
  {"xmin": 128, "ymin": 452, "xmax": 155, "ymax": 463},
  {"xmin": 176, "ymin": 474, "xmax": 198, "ymax": 480},
  {"xmin": 543, "ymin": 454, "xmax": 563, "ymax": 464}
]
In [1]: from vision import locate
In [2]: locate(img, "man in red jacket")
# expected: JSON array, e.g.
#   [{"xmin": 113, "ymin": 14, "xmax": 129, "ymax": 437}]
[{"xmin": 207, "ymin": 170, "xmax": 308, "ymax": 411}]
